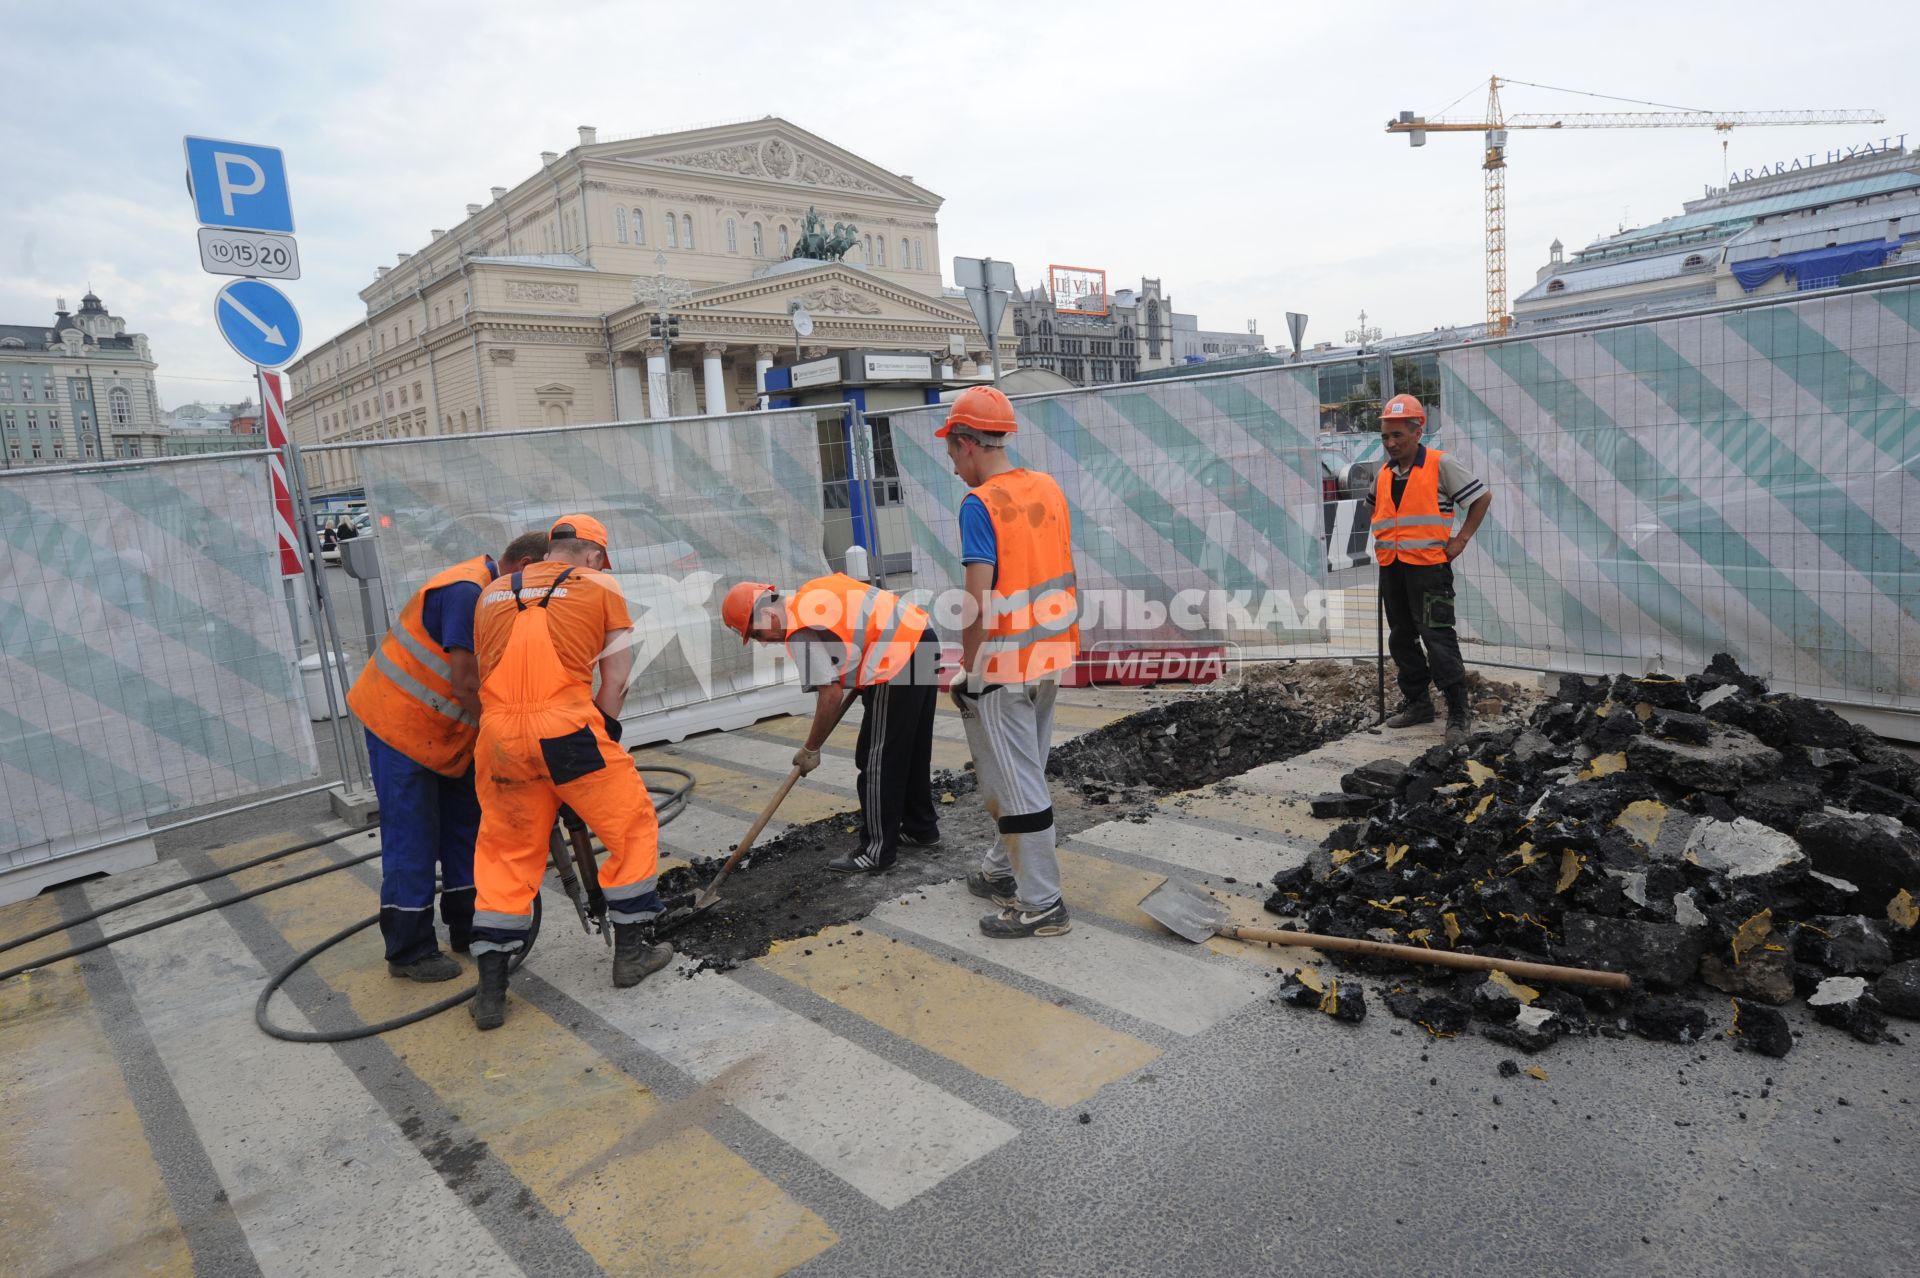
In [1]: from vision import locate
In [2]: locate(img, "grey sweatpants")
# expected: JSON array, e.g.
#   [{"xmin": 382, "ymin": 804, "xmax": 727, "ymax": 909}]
[{"xmin": 958, "ymin": 678, "xmax": 1062, "ymax": 910}]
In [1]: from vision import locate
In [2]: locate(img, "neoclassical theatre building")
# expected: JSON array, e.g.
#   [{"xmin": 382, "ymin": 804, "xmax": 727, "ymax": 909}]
[{"xmin": 286, "ymin": 119, "xmax": 1005, "ymax": 492}]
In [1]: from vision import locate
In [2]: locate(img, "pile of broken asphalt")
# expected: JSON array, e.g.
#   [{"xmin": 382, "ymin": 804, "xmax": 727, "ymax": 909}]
[{"xmin": 1265, "ymin": 655, "xmax": 1920, "ymax": 1059}]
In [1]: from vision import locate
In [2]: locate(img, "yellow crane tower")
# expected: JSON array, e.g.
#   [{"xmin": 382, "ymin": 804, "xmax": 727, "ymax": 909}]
[{"xmin": 1388, "ymin": 77, "xmax": 1884, "ymax": 337}]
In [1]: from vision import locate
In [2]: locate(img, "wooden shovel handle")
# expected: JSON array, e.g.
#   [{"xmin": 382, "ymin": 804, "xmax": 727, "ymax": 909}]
[{"xmin": 1217, "ymin": 923, "xmax": 1632, "ymax": 991}]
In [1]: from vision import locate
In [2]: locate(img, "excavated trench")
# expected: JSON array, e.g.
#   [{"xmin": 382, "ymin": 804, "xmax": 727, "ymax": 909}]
[{"xmin": 649, "ymin": 681, "xmax": 1350, "ymax": 970}]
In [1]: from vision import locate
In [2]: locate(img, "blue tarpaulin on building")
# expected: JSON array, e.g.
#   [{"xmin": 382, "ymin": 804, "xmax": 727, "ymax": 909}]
[{"xmin": 1731, "ymin": 238, "xmax": 1912, "ymax": 292}]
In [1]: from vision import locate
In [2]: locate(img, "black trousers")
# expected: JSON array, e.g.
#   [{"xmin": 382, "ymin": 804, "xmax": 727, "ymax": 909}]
[
  {"xmin": 851, "ymin": 638, "xmax": 941, "ymax": 866},
  {"xmin": 1380, "ymin": 560, "xmax": 1465, "ymax": 701}
]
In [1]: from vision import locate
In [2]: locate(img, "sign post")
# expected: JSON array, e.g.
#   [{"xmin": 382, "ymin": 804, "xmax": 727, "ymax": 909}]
[{"xmin": 953, "ymin": 255, "xmax": 1015, "ymax": 379}]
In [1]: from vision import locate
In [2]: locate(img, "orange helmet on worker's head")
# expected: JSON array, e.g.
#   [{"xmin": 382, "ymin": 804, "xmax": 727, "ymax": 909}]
[
  {"xmin": 722, "ymin": 580, "xmax": 778, "ymax": 644},
  {"xmin": 1381, "ymin": 394, "xmax": 1427, "ymax": 426},
  {"xmin": 935, "ymin": 385, "xmax": 1018, "ymax": 440}
]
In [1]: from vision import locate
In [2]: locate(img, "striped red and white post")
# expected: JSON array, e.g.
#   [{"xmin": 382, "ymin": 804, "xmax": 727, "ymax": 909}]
[{"xmin": 258, "ymin": 370, "xmax": 303, "ymax": 576}]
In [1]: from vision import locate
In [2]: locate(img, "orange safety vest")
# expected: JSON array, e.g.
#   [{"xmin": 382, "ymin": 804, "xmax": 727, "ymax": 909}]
[
  {"xmin": 786, "ymin": 572, "xmax": 930, "ymax": 688},
  {"xmin": 1372, "ymin": 449, "xmax": 1453, "ymax": 567},
  {"xmin": 347, "ymin": 555, "xmax": 494, "ymax": 775},
  {"xmin": 971, "ymin": 469, "xmax": 1080, "ymax": 684}
]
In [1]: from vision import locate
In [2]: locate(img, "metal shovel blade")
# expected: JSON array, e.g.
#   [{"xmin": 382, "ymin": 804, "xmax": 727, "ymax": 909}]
[{"xmin": 1138, "ymin": 877, "xmax": 1231, "ymax": 945}]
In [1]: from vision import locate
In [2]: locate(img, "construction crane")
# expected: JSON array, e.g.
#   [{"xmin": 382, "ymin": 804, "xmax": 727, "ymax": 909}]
[{"xmin": 1387, "ymin": 77, "xmax": 1884, "ymax": 337}]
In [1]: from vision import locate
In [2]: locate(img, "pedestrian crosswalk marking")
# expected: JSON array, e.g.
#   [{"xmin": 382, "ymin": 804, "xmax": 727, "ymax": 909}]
[
  {"xmin": 757, "ymin": 924, "xmax": 1161, "ymax": 1107},
  {"xmin": 86, "ymin": 862, "xmax": 521, "ymax": 1276},
  {"xmin": 1068, "ymin": 816, "xmax": 1310, "ymax": 886},
  {"xmin": 626, "ymin": 750, "xmax": 854, "ymax": 827},
  {"xmin": 0, "ymin": 895, "xmax": 194, "ymax": 1278},
  {"xmin": 872, "ymin": 881, "xmax": 1268, "ymax": 1036},
  {"xmin": 243, "ymin": 851, "xmax": 838, "ymax": 1277},
  {"xmin": 1054, "ymin": 846, "xmax": 1320, "ymax": 973},
  {"xmin": 526, "ymin": 907, "xmax": 1017, "ymax": 1210}
]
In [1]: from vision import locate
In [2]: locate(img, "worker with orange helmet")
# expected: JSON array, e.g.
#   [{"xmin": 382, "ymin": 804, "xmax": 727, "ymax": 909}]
[
  {"xmin": 722, "ymin": 572, "xmax": 942, "ymax": 873},
  {"xmin": 1372, "ymin": 393, "xmax": 1491, "ymax": 746},
  {"xmin": 465, "ymin": 515, "xmax": 671, "ymax": 1030},
  {"xmin": 939, "ymin": 385, "xmax": 1080, "ymax": 939},
  {"xmin": 345, "ymin": 530, "xmax": 549, "ymax": 982}
]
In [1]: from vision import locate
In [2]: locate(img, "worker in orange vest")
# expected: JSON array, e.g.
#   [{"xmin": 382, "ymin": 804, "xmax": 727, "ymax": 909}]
[
  {"xmin": 467, "ymin": 515, "xmax": 671, "ymax": 1030},
  {"xmin": 346, "ymin": 531, "xmax": 550, "ymax": 981},
  {"xmin": 1371, "ymin": 393, "xmax": 1491, "ymax": 747},
  {"xmin": 722, "ymin": 573, "xmax": 941, "ymax": 873},
  {"xmin": 939, "ymin": 385, "xmax": 1080, "ymax": 939}
]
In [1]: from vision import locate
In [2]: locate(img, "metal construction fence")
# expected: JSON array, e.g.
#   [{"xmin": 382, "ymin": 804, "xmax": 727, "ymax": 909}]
[
  {"xmin": 338, "ymin": 404, "xmax": 841, "ymax": 736},
  {"xmin": 0, "ymin": 451, "xmax": 318, "ymax": 881}
]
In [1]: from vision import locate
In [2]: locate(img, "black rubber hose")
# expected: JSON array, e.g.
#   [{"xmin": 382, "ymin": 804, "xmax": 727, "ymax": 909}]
[
  {"xmin": 0, "ymin": 764, "xmax": 696, "ymax": 997},
  {"xmin": 253, "ymin": 896, "xmax": 544, "ymax": 1042},
  {"xmin": 0, "ymin": 829, "xmax": 359, "ymax": 959}
]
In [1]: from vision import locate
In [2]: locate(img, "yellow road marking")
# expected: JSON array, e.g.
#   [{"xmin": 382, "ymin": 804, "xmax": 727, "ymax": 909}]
[
  {"xmin": 757, "ymin": 926, "xmax": 1159, "ymax": 1107},
  {"xmin": 627, "ymin": 750, "xmax": 855, "ymax": 825},
  {"xmin": 0, "ymin": 896, "xmax": 193, "ymax": 1278},
  {"xmin": 231, "ymin": 850, "xmax": 836, "ymax": 1278}
]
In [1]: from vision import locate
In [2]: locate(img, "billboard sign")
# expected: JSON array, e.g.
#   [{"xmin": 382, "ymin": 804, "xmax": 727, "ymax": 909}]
[{"xmin": 1049, "ymin": 264, "xmax": 1109, "ymax": 316}]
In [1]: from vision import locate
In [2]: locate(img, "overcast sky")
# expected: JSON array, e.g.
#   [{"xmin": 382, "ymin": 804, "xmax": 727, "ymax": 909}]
[{"xmin": 2, "ymin": 0, "xmax": 1912, "ymax": 411}]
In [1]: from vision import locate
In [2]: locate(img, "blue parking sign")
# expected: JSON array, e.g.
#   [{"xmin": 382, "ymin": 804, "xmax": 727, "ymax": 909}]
[{"xmin": 185, "ymin": 136, "xmax": 294, "ymax": 234}]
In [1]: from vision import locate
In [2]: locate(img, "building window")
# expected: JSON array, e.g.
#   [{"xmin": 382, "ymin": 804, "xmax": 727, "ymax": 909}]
[
  {"xmin": 913, "ymin": 239, "xmax": 925, "ymax": 270},
  {"xmin": 51, "ymin": 436, "xmax": 64, "ymax": 459},
  {"xmin": 778, "ymin": 224, "xmax": 791, "ymax": 256},
  {"xmin": 25, "ymin": 410, "xmax": 38, "ymax": 431},
  {"xmin": 70, "ymin": 378, "xmax": 88, "ymax": 400},
  {"xmin": 875, "ymin": 236, "xmax": 886, "ymax": 266},
  {"xmin": 0, "ymin": 375, "xmax": 11, "ymax": 399},
  {"xmin": 43, "ymin": 375, "xmax": 55, "ymax": 398},
  {"xmin": 30, "ymin": 441, "xmax": 41, "ymax": 460},
  {"xmin": 863, "ymin": 234, "xmax": 873, "ymax": 261},
  {"xmin": 900, "ymin": 238, "xmax": 909, "ymax": 267},
  {"xmin": 83, "ymin": 437, "xmax": 95, "ymax": 458},
  {"xmin": 632, "ymin": 208, "xmax": 645, "ymax": 244},
  {"xmin": 109, "ymin": 387, "xmax": 132, "ymax": 425},
  {"xmin": 726, "ymin": 218, "xmax": 738, "ymax": 253},
  {"xmin": 1546, "ymin": 279, "xmax": 1566, "ymax": 293},
  {"xmin": 4, "ymin": 440, "xmax": 16, "ymax": 460},
  {"xmin": 413, "ymin": 381, "xmax": 423, "ymax": 402},
  {"xmin": 614, "ymin": 207, "xmax": 627, "ymax": 242},
  {"xmin": 752, "ymin": 222, "xmax": 764, "ymax": 256},
  {"xmin": 682, "ymin": 213, "xmax": 694, "ymax": 249},
  {"xmin": 665, "ymin": 211, "xmax": 678, "ymax": 248}
]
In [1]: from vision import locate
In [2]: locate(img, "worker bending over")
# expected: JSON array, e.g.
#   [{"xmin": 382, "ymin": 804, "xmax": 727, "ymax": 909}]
[
  {"xmin": 347, "ymin": 531, "xmax": 548, "ymax": 981},
  {"xmin": 467, "ymin": 515, "xmax": 670, "ymax": 1030},
  {"xmin": 940, "ymin": 386, "xmax": 1081, "ymax": 939},
  {"xmin": 722, "ymin": 573, "xmax": 941, "ymax": 873}
]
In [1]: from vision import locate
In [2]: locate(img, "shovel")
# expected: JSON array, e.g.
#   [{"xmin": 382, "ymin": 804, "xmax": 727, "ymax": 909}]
[{"xmin": 1139, "ymin": 876, "xmax": 1631, "ymax": 991}]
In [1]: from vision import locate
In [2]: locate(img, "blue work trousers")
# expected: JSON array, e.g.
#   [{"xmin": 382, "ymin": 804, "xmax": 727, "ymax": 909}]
[{"xmin": 366, "ymin": 730, "xmax": 479, "ymax": 963}]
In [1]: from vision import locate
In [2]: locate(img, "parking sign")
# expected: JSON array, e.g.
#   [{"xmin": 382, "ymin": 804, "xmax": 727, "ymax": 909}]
[{"xmin": 184, "ymin": 136, "xmax": 295, "ymax": 233}]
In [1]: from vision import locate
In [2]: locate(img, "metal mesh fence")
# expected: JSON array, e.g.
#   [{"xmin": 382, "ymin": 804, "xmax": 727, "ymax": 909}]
[
  {"xmin": 342, "ymin": 406, "xmax": 837, "ymax": 723},
  {"xmin": 883, "ymin": 369, "xmax": 1333, "ymax": 667},
  {"xmin": 0, "ymin": 453, "xmax": 317, "ymax": 869},
  {"xmin": 1436, "ymin": 284, "xmax": 1920, "ymax": 709}
]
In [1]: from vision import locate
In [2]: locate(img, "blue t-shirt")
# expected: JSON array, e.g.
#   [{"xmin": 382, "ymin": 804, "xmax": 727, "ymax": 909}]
[
  {"xmin": 958, "ymin": 494, "xmax": 997, "ymax": 585},
  {"xmin": 420, "ymin": 560, "xmax": 492, "ymax": 653}
]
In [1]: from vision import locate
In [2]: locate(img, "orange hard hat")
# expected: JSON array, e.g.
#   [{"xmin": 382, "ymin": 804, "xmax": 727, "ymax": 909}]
[
  {"xmin": 935, "ymin": 385, "xmax": 1018, "ymax": 439},
  {"xmin": 722, "ymin": 581, "xmax": 776, "ymax": 643},
  {"xmin": 1381, "ymin": 394, "xmax": 1427, "ymax": 424}
]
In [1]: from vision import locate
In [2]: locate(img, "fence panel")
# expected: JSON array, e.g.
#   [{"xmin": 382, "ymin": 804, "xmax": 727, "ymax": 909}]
[
  {"xmin": 885, "ymin": 369, "xmax": 1332, "ymax": 661},
  {"xmin": 349, "ymin": 407, "xmax": 835, "ymax": 724},
  {"xmin": 0, "ymin": 454, "xmax": 317, "ymax": 870},
  {"xmin": 1440, "ymin": 283, "xmax": 1920, "ymax": 709}
]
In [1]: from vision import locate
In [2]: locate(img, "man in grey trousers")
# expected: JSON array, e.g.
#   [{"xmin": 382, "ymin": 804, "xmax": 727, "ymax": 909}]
[{"xmin": 937, "ymin": 385, "xmax": 1082, "ymax": 939}]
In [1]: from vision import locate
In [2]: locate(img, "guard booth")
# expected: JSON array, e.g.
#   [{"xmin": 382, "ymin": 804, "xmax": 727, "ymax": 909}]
[{"xmin": 763, "ymin": 349, "xmax": 947, "ymax": 581}]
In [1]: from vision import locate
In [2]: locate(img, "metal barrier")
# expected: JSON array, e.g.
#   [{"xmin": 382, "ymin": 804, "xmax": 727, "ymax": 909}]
[
  {"xmin": 0, "ymin": 450, "xmax": 320, "ymax": 898},
  {"xmin": 310, "ymin": 404, "xmax": 845, "ymax": 744}
]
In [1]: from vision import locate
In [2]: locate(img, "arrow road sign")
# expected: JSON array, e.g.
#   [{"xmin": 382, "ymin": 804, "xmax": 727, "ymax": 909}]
[
  {"xmin": 214, "ymin": 279, "xmax": 302, "ymax": 369},
  {"xmin": 185, "ymin": 136, "xmax": 295, "ymax": 233}
]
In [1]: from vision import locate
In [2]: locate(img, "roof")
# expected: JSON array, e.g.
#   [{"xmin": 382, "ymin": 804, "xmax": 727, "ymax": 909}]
[
  {"xmin": 1515, "ymin": 245, "xmax": 1721, "ymax": 303},
  {"xmin": 465, "ymin": 252, "xmax": 594, "ymax": 271},
  {"xmin": 1723, "ymin": 193, "xmax": 1920, "ymax": 262},
  {"xmin": 1581, "ymin": 171, "xmax": 1920, "ymax": 253}
]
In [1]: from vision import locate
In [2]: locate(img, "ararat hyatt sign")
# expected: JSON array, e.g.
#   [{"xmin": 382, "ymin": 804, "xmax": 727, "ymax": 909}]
[{"xmin": 1726, "ymin": 133, "xmax": 1908, "ymax": 186}]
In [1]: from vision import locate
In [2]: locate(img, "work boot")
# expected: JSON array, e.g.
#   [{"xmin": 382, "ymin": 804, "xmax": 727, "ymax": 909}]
[
  {"xmin": 1384, "ymin": 696, "xmax": 1436, "ymax": 728},
  {"xmin": 1443, "ymin": 685, "xmax": 1472, "ymax": 748},
  {"xmin": 388, "ymin": 950, "xmax": 462, "ymax": 983},
  {"xmin": 612, "ymin": 925, "xmax": 674, "ymax": 989},
  {"xmin": 469, "ymin": 951, "xmax": 510, "ymax": 1031},
  {"xmin": 966, "ymin": 870, "xmax": 1018, "ymax": 908}
]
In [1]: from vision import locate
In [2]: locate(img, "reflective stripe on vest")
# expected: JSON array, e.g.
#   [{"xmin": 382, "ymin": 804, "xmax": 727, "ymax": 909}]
[
  {"xmin": 1372, "ymin": 450, "xmax": 1452, "ymax": 567},
  {"xmin": 346, "ymin": 554, "xmax": 493, "ymax": 776},
  {"xmin": 971, "ymin": 469, "xmax": 1080, "ymax": 683},
  {"xmin": 785, "ymin": 572, "xmax": 930, "ymax": 689}
]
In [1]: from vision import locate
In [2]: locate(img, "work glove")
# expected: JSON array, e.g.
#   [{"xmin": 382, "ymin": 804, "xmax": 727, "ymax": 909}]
[
  {"xmin": 948, "ymin": 672, "xmax": 999, "ymax": 715},
  {"xmin": 792, "ymin": 746, "xmax": 822, "ymax": 776},
  {"xmin": 601, "ymin": 710, "xmax": 624, "ymax": 744}
]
